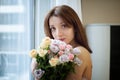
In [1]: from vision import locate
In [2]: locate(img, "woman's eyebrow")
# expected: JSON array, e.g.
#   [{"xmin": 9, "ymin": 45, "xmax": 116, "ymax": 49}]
[{"xmin": 61, "ymin": 22, "xmax": 65, "ymax": 24}]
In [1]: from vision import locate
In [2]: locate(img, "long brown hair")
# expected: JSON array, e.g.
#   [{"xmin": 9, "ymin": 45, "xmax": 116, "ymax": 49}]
[{"xmin": 44, "ymin": 5, "xmax": 92, "ymax": 53}]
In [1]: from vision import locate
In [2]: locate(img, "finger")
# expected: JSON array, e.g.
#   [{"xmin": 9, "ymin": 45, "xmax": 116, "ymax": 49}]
[{"xmin": 31, "ymin": 58, "xmax": 37, "ymax": 75}]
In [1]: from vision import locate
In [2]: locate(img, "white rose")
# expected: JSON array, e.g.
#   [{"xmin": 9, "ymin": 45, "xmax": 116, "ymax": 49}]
[
  {"xmin": 40, "ymin": 37, "xmax": 51, "ymax": 49},
  {"xmin": 38, "ymin": 49, "xmax": 47, "ymax": 57},
  {"xmin": 50, "ymin": 44, "xmax": 59, "ymax": 53},
  {"xmin": 49, "ymin": 58, "xmax": 59, "ymax": 66},
  {"xmin": 59, "ymin": 54, "xmax": 69, "ymax": 63},
  {"xmin": 29, "ymin": 49, "xmax": 37, "ymax": 58}
]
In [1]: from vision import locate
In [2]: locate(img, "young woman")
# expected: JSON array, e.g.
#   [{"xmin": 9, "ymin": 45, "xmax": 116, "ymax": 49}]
[{"xmin": 31, "ymin": 5, "xmax": 92, "ymax": 80}]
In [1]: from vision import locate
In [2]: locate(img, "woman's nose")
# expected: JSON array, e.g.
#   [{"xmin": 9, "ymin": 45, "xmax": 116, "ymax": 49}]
[{"xmin": 56, "ymin": 29, "xmax": 63, "ymax": 37}]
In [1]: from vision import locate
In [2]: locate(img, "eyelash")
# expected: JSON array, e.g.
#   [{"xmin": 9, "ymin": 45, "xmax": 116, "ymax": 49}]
[
  {"xmin": 62, "ymin": 25, "xmax": 66, "ymax": 28},
  {"xmin": 62, "ymin": 24, "xmax": 68, "ymax": 28},
  {"xmin": 50, "ymin": 27, "xmax": 56, "ymax": 32}
]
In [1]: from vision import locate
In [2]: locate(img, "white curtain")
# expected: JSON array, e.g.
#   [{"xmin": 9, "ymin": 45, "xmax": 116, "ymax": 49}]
[{"xmin": 34, "ymin": 0, "xmax": 51, "ymax": 48}]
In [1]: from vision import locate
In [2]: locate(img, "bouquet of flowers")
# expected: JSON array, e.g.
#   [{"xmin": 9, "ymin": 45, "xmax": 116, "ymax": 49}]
[{"xmin": 29, "ymin": 37, "xmax": 82, "ymax": 80}]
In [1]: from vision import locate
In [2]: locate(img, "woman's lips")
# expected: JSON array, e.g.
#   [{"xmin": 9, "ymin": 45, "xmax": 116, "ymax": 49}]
[{"xmin": 59, "ymin": 38, "xmax": 65, "ymax": 41}]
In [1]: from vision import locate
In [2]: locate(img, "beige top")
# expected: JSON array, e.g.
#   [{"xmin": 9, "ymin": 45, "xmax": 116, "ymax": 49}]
[{"xmin": 66, "ymin": 46, "xmax": 92, "ymax": 80}]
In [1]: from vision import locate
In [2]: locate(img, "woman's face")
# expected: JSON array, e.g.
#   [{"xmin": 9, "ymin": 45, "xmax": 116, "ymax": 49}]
[{"xmin": 49, "ymin": 16, "xmax": 75, "ymax": 44}]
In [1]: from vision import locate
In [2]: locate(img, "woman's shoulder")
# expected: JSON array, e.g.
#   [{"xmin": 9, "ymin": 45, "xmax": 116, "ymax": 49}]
[
  {"xmin": 76, "ymin": 46, "xmax": 91, "ymax": 56},
  {"xmin": 76, "ymin": 46, "xmax": 92, "ymax": 65}
]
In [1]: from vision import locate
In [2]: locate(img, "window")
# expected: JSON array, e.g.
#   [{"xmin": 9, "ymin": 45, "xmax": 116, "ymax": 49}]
[{"xmin": 0, "ymin": 0, "xmax": 34, "ymax": 80}]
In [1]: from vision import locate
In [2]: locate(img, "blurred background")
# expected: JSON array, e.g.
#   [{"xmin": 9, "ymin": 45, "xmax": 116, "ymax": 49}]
[{"xmin": 0, "ymin": 0, "xmax": 120, "ymax": 80}]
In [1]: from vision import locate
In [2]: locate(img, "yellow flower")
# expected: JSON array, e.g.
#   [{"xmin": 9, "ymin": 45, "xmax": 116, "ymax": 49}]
[
  {"xmin": 40, "ymin": 37, "xmax": 51, "ymax": 49},
  {"xmin": 49, "ymin": 58, "xmax": 59, "ymax": 66},
  {"xmin": 29, "ymin": 49, "xmax": 37, "ymax": 58},
  {"xmin": 38, "ymin": 49, "xmax": 47, "ymax": 57}
]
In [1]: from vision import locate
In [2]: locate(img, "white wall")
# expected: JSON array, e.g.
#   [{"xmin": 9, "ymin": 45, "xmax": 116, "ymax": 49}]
[{"xmin": 86, "ymin": 24, "xmax": 110, "ymax": 80}]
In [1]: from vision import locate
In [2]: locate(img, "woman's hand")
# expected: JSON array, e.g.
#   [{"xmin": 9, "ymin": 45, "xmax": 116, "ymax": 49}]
[{"xmin": 31, "ymin": 58, "xmax": 39, "ymax": 80}]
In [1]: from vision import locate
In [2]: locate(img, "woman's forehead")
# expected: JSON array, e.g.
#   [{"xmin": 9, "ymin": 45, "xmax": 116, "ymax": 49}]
[{"xmin": 49, "ymin": 16, "xmax": 64, "ymax": 24}]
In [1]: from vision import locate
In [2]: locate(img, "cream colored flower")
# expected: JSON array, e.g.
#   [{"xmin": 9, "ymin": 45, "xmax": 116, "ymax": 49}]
[
  {"xmin": 29, "ymin": 49, "xmax": 37, "ymax": 58},
  {"xmin": 40, "ymin": 37, "xmax": 51, "ymax": 49},
  {"xmin": 49, "ymin": 57, "xmax": 59, "ymax": 66},
  {"xmin": 38, "ymin": 49, "xmax": 47, "ymax": 57}
]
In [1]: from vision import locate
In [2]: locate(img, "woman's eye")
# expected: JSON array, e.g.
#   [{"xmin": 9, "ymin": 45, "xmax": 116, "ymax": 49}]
[
  {"xmin": 62, "ymin": 24, "xmax": 67, "ymax": 28},
  {"xmin": 50, "ymin": 27, "xmax": 56, "ymax": 31}
]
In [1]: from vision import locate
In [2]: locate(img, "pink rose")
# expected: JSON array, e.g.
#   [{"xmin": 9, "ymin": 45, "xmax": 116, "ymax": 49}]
[
  {"xmin": 59, "ymin": 45, "xmax": 65, "ymax": 51},
  {"xmin": 58, "ymin": 51, "xmax": 64, "ymax": 56},
  {"xmin": 68, "ymin": 53, "xmax": 74, "ymax": 60},
  {"xmin": 66, "ymin": 44, "xmax": 72, "ymax": 50}
]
